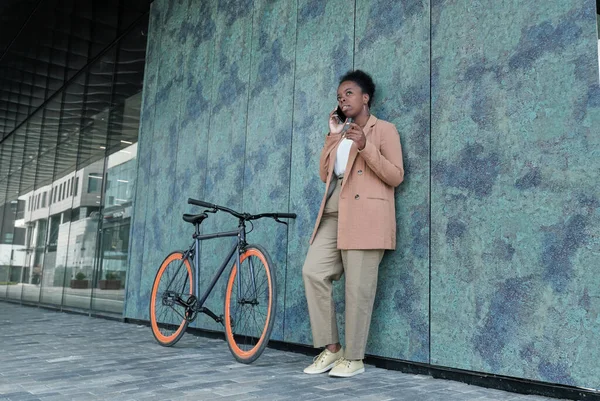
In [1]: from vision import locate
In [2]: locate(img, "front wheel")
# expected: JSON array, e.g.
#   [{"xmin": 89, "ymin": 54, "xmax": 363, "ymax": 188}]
[
  {"xmin": 224, "ymin": 245, "xmax": 276, "ymax": 363},
  {"xmin": 150, "ymin": 251, "xmax": 193, "ymax": 346}
]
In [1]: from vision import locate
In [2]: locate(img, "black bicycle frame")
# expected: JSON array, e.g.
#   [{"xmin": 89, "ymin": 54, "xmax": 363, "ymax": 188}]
[{"xmin": 171, "ymin": 220, "xmax": 254, "ymax": 323}]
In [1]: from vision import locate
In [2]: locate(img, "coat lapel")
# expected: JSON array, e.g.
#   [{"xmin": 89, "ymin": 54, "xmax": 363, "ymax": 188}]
[{"xmin": 342, "ymin": 115, "xmax": 378, "ymax": 189}]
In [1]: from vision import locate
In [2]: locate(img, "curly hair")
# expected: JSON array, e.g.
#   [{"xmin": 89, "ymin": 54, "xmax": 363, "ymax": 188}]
[{"xmin": 339, "ymin": 70, "xmax": 376, "ymax": 107}]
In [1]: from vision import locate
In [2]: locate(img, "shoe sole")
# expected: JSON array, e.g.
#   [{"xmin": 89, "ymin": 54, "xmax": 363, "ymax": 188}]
[
  {"xmin": 303, "ymin": 362, "xmax": 337, "ymax": 374},
  {"xmin": 328, "ymin": 367, "xmax": 365, "ymax": 378}
]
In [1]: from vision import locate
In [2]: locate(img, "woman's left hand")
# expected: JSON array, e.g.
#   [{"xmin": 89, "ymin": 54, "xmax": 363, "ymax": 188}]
[{"xmin": 344, "ymin": 123, "xmax": 366, "ymax": 151}]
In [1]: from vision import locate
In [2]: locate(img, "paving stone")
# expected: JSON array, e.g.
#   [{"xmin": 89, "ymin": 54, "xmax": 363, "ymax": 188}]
[{"xmin": 0, "ymin": 302, "xmax": 570, "ymax": 401}]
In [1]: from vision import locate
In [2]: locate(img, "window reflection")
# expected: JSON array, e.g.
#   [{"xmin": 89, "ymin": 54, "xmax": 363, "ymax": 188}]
[
  {"xmin": 92, "ymin": 92, "xmax": 141, "ymax": 314},
  {"xmin": 0, "ymin": 11, "xmax": 148, "ymax": 314}
]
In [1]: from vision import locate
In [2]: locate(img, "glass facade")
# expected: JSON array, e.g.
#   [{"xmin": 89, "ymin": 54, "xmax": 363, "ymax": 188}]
[{"xmin": 0, "ymin": 0, "xmax": 148, "ymax": 316}]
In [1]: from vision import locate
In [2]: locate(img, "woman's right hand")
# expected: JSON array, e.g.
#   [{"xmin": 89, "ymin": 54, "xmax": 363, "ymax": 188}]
[{"xmin": 328, "ymin": 109, "xmax": 344, "ymax": 135}]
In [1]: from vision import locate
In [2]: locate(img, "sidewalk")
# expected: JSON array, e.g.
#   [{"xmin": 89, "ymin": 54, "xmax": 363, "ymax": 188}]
[{"xmin": 0, "ymin": 302, "xmax": 565, "ymax": 401}]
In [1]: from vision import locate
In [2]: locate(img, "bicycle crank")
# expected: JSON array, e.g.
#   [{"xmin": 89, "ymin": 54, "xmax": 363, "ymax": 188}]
[{"xmin": 184, "ymin": 295, "xmax": 198, "ymax": 322}]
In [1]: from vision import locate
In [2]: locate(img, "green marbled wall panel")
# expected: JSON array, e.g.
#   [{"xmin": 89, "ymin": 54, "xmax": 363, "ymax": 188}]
[
  {"xmin": 194, "ymin": 0, "xmax": 254, "ymax": 333},
  {"xmin": 167, "ymin": 1, "xmax": 217, "ymax": 332},
  {"xmin": 284, "ymin": 0, "xmax": 355, "ymax": 346},
  {"xmin": 241, "ymin": 0, "xmax": 296, "ymax": 341},
  {"xmin": 138, "ymin": 0, "xmax": 188, "ymax": 320},
  {"xmin": 353, "ymin": 0, "xmax": 430, "ymax": 362},
  {"xmin": 430, "ymin": 0, "xmax": 600, "ymax": 387}
]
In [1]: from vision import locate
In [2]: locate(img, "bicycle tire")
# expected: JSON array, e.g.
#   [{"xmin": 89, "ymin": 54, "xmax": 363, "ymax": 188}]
[
  {"xmin": 224, "ymin": 244, "xmax": 276, "ymax": 363},
  {"xmin": 150, "ymin": 251, "xmax": 193, "ymax": 346}
]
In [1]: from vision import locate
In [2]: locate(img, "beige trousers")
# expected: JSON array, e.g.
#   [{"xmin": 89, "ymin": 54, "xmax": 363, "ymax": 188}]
[{"xmin": 302, "ymin": 177, "xmax": 384, "ymax": 360}]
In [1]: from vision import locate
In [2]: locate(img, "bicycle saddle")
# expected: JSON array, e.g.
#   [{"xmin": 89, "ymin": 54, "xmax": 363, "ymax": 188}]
[{"xmin": 182, "ymin": 212, "xmax": 208, "ymax": 225}]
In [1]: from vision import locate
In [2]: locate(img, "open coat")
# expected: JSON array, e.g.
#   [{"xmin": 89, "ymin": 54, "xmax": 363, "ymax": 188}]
[{"xmin": 309, "ymin": 115, "xmax": 404, "ymax": 250}]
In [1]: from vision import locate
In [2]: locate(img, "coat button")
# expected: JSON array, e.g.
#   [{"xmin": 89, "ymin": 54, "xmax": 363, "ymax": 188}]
[
  {"xmin": 357, "ymin": 170, "xmax": 363, "ymax": 175},
  {"xmin": 355, "ymin": 194, "xmax": 360, "ymax": 200}
]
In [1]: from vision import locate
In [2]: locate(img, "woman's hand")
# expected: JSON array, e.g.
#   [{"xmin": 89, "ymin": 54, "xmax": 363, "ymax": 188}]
[
  {"xmin": 328, "ymin": 109, "xmax": 344, "ymax": 135},
  {"xmin": 345, "ymin": 123, "xmax": 366, "ymax": 150}
]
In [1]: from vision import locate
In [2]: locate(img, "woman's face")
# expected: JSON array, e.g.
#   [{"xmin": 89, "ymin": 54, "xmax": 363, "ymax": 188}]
[{"xmin": 337, "ymin": 80, "xmax": 368, "ymax": 119}]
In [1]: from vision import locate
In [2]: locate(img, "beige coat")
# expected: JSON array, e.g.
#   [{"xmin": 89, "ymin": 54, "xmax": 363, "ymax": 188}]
[{"xmin": 309, "ymin": 115, "xmax": 404, "ymax": 250}]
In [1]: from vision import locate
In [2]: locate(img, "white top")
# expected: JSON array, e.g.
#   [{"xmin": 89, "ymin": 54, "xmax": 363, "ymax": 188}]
[{"xmin": 334, "ymin": 138, "xmax": 353, "ymax": 176}]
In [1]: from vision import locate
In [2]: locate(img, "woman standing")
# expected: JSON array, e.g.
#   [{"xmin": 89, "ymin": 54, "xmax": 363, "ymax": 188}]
[{"xmin": 302, "ymin": 70, "xmax": 404, "ymax": 378}]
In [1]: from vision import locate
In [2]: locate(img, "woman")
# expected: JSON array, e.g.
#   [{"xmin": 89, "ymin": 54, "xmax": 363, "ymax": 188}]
[{"xmin": 302, "ymin": 70, "xmax": 404, "ymax": 378}]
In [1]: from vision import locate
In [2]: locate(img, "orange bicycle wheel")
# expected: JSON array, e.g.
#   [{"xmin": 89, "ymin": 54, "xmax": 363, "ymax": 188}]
[
  {"xmin": 150, "ymin": 251, "xmax": 193, "ymax": 346},
  {"xmin": 224, "ymin": 245, "xmax": 276, "ymax": 363}
]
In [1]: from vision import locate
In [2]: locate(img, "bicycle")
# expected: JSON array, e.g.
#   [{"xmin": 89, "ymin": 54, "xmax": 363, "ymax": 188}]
[{"xmin": 149, "ymin": 198, "xmax": 296, "ymax": 363}]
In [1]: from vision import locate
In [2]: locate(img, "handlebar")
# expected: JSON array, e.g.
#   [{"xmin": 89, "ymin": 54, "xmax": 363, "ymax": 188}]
[
  {"xmin": 187, "ymin": 198, "xmax": 297, "ymax": 222},
  {"xmin": 248, "ymin": 212, "xmax": 297, "ymax": 221},
  {"xmin": 188, "ymin": 198, "xmax": 244, "ymax": 219},
  {"xmin": 187, "ymin": 199, "xmax": 215, "ymax": 209}
]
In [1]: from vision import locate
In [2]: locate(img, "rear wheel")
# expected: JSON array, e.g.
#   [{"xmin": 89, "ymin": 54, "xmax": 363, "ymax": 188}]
[
  {"xmin": 150, "ymin": 251, "xmax": 193, "ymax": 346},
  {"xmin": 224, "ymin": 245, "xmax": 276, "ymax": 363}
]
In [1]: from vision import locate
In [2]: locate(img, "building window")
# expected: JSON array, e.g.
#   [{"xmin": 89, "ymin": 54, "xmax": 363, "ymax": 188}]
[
  {"xmin": 74, "ymin": 177, "xmax": 79, "ymax": 196},
  {"xmin": 4, "ymin": 233, "xmax": 13, "ymax": 244},
  {"xmin": 25, "ymin": 227, "xmax": 33, "ymax": 247},
  {"xmin": 66, "ymin": 179, "xmax": 71, "ymax": 197},
  {"xmin": 70, "ymin": 177, "xmax": 74, "ymax": 196},
  {"xmin": 88, "ymin": 173, "xmax": 102, "ymax": 193},
  {"xmin": 63, "ymin": 209, "xmax": 72, "ymax": 223},
  {"xmin": 41, "ymin": 192, "xmax": 47, "ymax": 208},
  {"xmin": 47, "ymin": 215, "xmax": 60, "ymax": 251}
]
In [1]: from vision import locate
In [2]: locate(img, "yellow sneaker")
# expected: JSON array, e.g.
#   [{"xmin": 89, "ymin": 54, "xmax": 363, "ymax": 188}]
[
  {"xmin": 328, "ymin": 358, "xmax": 365, "ymax": 378},
  {"xmin": 303, "ymin": 348, "xmax": 344, "ymax": 374}
]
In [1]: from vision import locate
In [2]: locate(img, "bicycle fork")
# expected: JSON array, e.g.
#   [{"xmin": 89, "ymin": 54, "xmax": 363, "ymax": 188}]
[{"xmin": 235, "ymin": 226, "xmax": 259, "ymax": 306}]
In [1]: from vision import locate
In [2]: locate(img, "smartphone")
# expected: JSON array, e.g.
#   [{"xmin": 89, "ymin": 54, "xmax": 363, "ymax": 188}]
[{"xmin": 334, "ymin": 105, "xmax": 346, "ymax": 123}]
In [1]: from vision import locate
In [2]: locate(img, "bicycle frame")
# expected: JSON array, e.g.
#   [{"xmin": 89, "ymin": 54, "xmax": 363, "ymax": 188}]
[{"xmin": 172, "ymin": 220, "xmax": 254, "ymax": 324}]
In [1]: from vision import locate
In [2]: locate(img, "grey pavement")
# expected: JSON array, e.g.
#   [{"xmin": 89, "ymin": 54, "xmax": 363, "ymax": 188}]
[{"xmin": 0, "ymin": 302, "xmax": 568, "ymax": 401}]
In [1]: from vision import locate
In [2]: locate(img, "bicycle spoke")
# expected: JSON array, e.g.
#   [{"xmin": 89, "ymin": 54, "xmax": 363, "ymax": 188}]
[
  {"xmin": 251, "ymin": 307, "xmax": 261, "ymax": 340},
  {"xmin": 252, "ymin": 308, "xmax": 267, "ymax": 320},
  {"xmin": 235, "ymin": 269, "xmax": 258, "ymax": 348}
]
